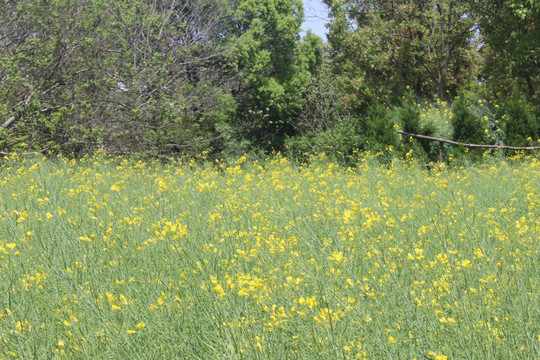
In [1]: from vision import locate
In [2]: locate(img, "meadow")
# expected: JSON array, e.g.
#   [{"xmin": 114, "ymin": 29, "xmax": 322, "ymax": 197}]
[{"xmin": 0, "ymin": 152, "xmax": 538, "ymax": 359}]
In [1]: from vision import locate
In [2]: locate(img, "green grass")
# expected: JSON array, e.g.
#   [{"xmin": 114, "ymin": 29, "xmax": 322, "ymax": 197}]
[{"xmin": 0, "ymin": 153, "xmax": 538, "ymax": 359}]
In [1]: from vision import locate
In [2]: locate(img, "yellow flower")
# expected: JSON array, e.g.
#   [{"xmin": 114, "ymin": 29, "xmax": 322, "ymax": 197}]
[
  {"xmin": 126, "ymin": 330, "xmax": 136, "ymax": 334},
  {"xmin": 213, "ymin": 284, "xmax": 226, "ymax": 298},
  {"xmin": 135, "ymin": 322, "xmax": 146, "ymax": 329},
  {"xmin": 329, "ymin": 251, "xmax": 344, "ymax": 264},
  {"xmin": 388, "ymin": 336, "xmax": 397, "ymax": 344},
  {"xmin": 305, "ymin": 297, "xmax": 318, "ymax": 309}
]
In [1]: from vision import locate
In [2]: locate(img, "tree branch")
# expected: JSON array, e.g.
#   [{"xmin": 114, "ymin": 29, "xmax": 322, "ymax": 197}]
[{"xmin": 397, "ymin": 130, "xmax": 540, "ymax": 150}]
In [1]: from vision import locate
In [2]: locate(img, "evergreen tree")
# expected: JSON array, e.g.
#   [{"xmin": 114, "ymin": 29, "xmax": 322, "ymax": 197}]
[
  {"xmin": 451, "ymin": 93, "xmax": 485, "ymax": 145},
  {"xmin": 233, "ymin": 0, "xmax": 315, "ymax": 150}
]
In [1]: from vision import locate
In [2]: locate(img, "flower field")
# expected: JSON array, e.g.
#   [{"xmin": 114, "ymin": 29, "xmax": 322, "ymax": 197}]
[{"xmin": 0, "ymin": 153, "xmax": 538, "ymax": 359}]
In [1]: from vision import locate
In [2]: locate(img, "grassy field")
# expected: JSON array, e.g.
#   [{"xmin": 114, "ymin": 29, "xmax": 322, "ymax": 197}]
[{"xmin": 0, "ymin": 152, "xmax": 538, "ymax": 359}]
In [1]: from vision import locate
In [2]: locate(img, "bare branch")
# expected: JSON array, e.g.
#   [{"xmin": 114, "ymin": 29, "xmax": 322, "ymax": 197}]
[{"xmin": 397, "ymin": 130, "xmax": 540, "ymax": 150}]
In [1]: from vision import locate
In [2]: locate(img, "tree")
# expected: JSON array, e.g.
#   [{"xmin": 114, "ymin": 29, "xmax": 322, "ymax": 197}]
[
  {"xmin": 324, "ymin": 0, "xmax": 477, "ymax": 111},
  {"xmin": 474, "ymin": 0, "xmax": 539, "ymax": 98},
  {"xmin": 0, "ymin": 0, "xmax": 238, "ymax": 155},
  {"xmin": 232, "ymin": 0, "xmax": 314, "ymax": 150}
]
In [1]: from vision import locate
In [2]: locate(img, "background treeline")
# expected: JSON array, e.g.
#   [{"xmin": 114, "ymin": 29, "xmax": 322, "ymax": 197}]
[{"xmin": 0, "ymin": 0, "xmax": 538, "ymax": 161}]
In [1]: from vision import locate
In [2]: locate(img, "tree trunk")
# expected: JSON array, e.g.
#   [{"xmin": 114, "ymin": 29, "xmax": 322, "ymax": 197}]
[{"xmin": 437, "ymin": 54, "xmax": 448, "ymax": 101}]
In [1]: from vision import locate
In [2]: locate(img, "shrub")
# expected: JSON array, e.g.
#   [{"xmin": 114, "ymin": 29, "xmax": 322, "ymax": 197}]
[
  {"xmin": 451, "ymin": 92, "xmax": 486, "ymax": 145},
  {"xmin": 500, "ymin": 91, "xmax": 538, "ymax": 147},
  {"xmin": 397, "ymin": 92, "xmax": 437, "ymax": 160},
  {"xmin": 450, "ymin": 92, "xmax": 487, "ymax": 160},
  {"xmin": 365, "ymin": 102, "xmax": 398, "ymax": 150},
  {"xmin": 285, "ymin": 116, "xmax": 366, "ymax": 166}
]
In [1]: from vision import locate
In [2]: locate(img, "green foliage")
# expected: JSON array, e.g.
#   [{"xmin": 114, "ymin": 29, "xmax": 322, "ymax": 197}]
[
  {"xmin": 475, "ymin": 0, "xmax": 540, "ymax": 98},
  {"xmin": 0, "ymin": 0, "xmax": 239, "ymax": 156},
  {"xmin": 299, "ymin": 30, "xmax": 324, "ymax": 75},
  {"xmin": 463, "ymin": 93, "xmax": 504, "ymax": 149},
  {"xmin": 500, "ymin": 91, "xmax": 538, "ymax": 147},
  {"xmin": 477, "ymin": 45, "xmax": 536, "ymax": 102},
  {"xmin": 233, "ymin": 0, "xmax": 312, "ymax": 150},
  {"xmin": 293, "ymin": 59, "xmax": 344, "ymax": 136},
  {"xmin": 285, "ymin": 117, "xmax": 365, "ymax": 165},
  {"xmin": 450, "ymin": 92, "xmax": 487, "ymax": 159},
  {"xmin": 286, "ymin": 56, "xmax": 365, "ymax": 165},
  {"xmin": 397, "ymin": 93, "xmax": 437, "ymax": 159},
  {"xmin": 451, "ymin": 93, "xmax": 486, "ymax": 145},
  {"xmin": 365, "ymin": 102, "xmax": 398, "ymax": 150},
  {"xmin": 0, "ymin": 0, "xmax": 538, "ymax": 163},
  {"xmin": 325, "ymin": 0, "xmax": 476, "ymax": 114}
]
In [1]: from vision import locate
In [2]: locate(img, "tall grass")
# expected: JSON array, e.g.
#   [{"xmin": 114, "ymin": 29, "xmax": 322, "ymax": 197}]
[{"xmin": 0, "ymin": 152, "xmax": 538, "ymax": 359}]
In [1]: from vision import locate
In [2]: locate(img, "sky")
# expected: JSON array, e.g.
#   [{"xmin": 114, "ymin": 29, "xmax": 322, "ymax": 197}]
[{"xmin": 300, "ymin": 0, "xmax": 330, "ymax": 42}]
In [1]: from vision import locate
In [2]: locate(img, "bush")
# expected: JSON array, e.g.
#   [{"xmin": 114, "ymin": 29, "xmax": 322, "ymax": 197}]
[
  {"xmin": 365, "ymin": 102, "xmax": 398, "ymax": 150},
  {"xmin": 397, "ymin": 92, "xmax": 437, "ymax": 159},
  {"xmin": 500, "ymin": 91, "xmax": 538, "ymax": 147},
  {"xmin": 285, "ymin": 116, "xmax": 366, "ymax": 166},
  {"xmin": 450, "ymin": 92, "xmax": 487, "ymax": 160},
  {"xmin": 451, "ymin": 92, "xmax": 486, "ymax": 145}
]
